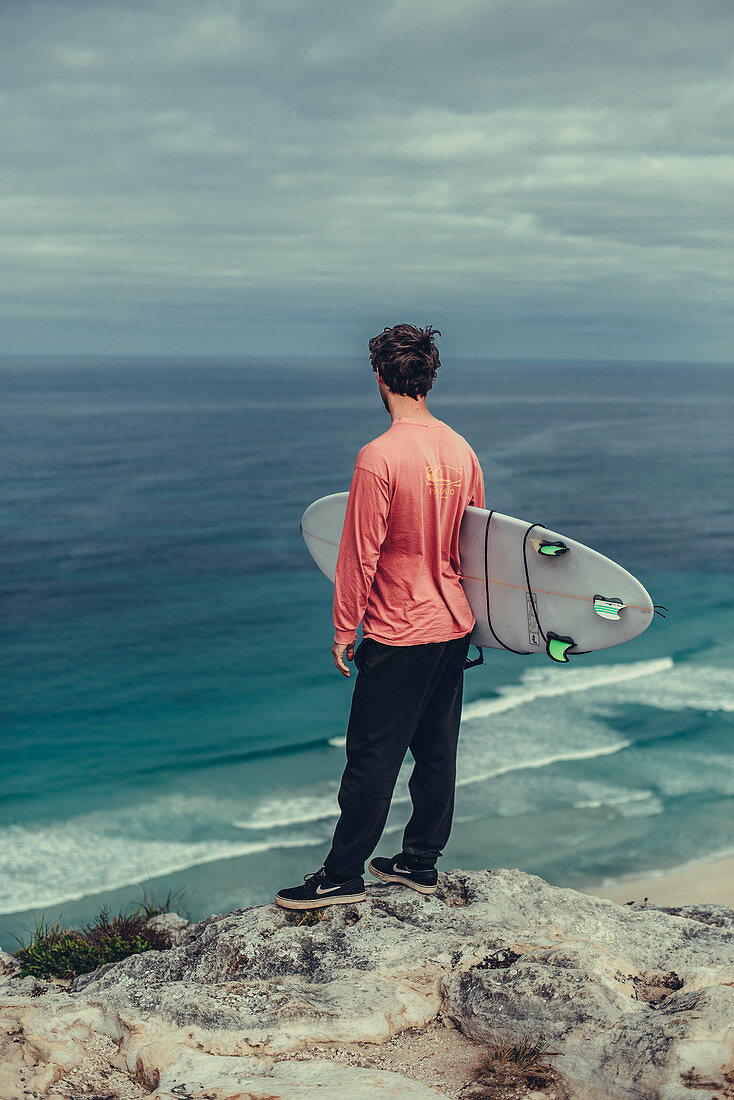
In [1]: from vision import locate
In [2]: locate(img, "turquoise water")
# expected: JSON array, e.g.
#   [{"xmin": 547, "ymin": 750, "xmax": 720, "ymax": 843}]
[{"xmin": 0, "ymin": 357, "xmax": 732, "ymax": 949}]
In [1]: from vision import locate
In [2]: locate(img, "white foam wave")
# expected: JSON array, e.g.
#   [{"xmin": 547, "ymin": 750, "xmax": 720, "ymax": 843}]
[
  {"xmin": 644, "ymin": 747, "xmax": 734, "ymax": 798},
  {"xmin": 462, "ymin": 657, "xmax": 674, "ymax": 722},
  {"xmin": 573, "ymin": 788, "xmax": 664, "ymax": 818},
  {"xmin": 329, "ymin": 658, "xmax": 675, "ymax": 758},
  {"xmin": 314, "ymin": 657, "xmax": 702, "ymax": 832},
  {"xmin": 233, "ymin": 656, "xmax": 732, "ymax": 837},
  {"xmin": 235, "ymin": 791, "xmax": 339, "ymax": 831},
  {"xmin": 8, "ymin": 656, "xmax": 728, "ymax": 915},
  {"xmin": 574, "ymin": 789, "xmax": 654, "ymax": 810},
  {"xmin": 625, "ymin": 664, "xmax": 734, "ymax": 714},
  {"xmin": 456, "ymin": 739, "xmax": 632, "ymax": 789},
  {"xmin": 329, "ymin": 728, "xmax": 633, "ymax": 798},
  {"xmin": 0, "ymin": 804, "xmax": 321, "ymax": 916}
]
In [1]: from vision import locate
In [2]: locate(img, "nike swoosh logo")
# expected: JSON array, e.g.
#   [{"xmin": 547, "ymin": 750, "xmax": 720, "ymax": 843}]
[
  {"xmin": 394, "ymin": 866, "xmax": 416, "ymax": 875},
  {"xmin": 315, "ymin": 884, "xmax": 342, "ymax": 894}
]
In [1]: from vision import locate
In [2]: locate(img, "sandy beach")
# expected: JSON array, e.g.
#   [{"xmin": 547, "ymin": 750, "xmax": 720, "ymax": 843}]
[{"xmin": 579, "ymin": 853, "xmax": 734, "ymax": 908}]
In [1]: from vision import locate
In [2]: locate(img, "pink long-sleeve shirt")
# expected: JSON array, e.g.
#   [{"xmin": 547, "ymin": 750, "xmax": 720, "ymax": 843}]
[{"xmin": 333, "ymin": 417, "xmax": 485, "ymax": 646}]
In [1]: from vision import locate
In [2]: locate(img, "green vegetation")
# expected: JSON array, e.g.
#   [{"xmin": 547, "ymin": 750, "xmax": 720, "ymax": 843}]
[{"xmin": 10, "ymin": 885, "xmax": 187, "ymax": 981}]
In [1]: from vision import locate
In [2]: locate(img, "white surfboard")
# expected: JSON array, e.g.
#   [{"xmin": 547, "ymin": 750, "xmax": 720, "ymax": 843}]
[{"xmin": 301, "ymin": 493, "xmax": 657, "ymax": 663}]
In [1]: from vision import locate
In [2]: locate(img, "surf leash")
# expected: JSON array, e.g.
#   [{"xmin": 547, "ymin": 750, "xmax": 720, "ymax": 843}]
[{"xmin": 483, "ymin": 511, "xmax": 534, "ymax": 655}]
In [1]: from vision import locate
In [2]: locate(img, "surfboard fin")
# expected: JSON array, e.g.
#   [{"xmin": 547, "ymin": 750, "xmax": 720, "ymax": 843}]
[
  {"xmin": 593, "ymin": 595, "xmax": 626, "ymax": 620},
  {"xmin": 537, "ymin": 540, "xmax": 568, "ymax": 557},
  {"xmin": 546, "ymin": 632, "xmax": 575, "ymax": 662}
]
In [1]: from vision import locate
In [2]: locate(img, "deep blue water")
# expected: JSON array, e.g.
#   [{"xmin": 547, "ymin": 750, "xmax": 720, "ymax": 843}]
[{"xmin": 1, "ymin": 356, "xmax": 732, "ymax": 948}]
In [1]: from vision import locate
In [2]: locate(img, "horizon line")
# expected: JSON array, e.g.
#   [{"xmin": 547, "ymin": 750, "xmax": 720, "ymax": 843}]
[{"xmin": 0, "ymin": 354, "xmax": 732, "ymax": 367}]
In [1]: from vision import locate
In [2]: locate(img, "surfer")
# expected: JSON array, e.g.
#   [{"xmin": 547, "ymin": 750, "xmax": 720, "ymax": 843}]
[{"xmin": 275, "ymin": 324, "xmax": 485, "ymax": 909}]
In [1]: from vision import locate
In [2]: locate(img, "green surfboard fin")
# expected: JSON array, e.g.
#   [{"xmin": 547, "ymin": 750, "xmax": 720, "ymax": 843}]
[
  {"xmin": 546, "ymin": 633, "xmax": 575, "ymax": 662},
  {"xmin": 593, "ymin": 595, "xmax": 625, "ymax": 620},
  {"xmin": 538, "ymin": 540, "xmax": 568, "ymax": 556}
]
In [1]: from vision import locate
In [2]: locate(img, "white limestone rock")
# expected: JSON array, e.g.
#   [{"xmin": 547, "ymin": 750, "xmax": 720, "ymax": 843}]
[
  {"xmin": 149, "ymin": 1051, "xmax": 446, "ymax": 1099},
  {"xmin": 145, "ymin": 910, "xmax": 191, "ymax": 947},
  {"xmin": 1, "ymin": 867, "xmax": 732, "ymax": 1099},
  {"xmin": 0, "ymin": 948, "xmax": 21, "ymax": 978}
]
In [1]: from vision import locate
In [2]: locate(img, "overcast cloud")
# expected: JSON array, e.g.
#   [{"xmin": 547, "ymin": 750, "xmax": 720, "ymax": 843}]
[{"xmin": 1, "ymin": 0, "xmax": 733, "ymax": 359}]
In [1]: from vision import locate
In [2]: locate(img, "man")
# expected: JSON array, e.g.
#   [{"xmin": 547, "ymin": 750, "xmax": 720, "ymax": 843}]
[{"xmin": 275, "ymin": 323, "xmax": 485, "ymax": 910}]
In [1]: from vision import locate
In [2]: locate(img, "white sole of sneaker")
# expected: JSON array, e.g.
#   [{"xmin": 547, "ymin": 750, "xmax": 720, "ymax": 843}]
[
  {"xmin": 368, "ymin": 860, "xmax": 437, "ymax": 895},
  {"xmin": 274, "ymin": 891, "xmax": 366, "ymax": 910}
]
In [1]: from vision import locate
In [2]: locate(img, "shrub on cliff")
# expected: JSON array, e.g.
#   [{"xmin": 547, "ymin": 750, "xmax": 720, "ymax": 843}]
[{"xmin": 11, "ymin": 887, "xmax": 185, "ymax": 980}]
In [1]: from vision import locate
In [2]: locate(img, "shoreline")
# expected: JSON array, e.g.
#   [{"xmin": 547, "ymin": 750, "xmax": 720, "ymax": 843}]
[{"xmin": 577, "ymin": 851, "xmax": 734, "ymax": 908}]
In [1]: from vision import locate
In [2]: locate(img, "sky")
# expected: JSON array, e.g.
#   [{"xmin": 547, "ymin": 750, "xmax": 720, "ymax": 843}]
[{"xmin": 2, "ymin": 0, "xmax": 733, "ymax": 360}]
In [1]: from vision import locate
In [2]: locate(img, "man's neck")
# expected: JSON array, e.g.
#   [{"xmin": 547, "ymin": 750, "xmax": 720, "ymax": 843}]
[{"xmin": 386, "ymin": 393, "xmax": 438, "ymax": 423}]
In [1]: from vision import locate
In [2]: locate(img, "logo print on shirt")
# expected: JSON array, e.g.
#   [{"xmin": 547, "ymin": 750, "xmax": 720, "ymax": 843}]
[{"xmin": 425, "ymin": 465, "xmax": 462, "ymax": 497}]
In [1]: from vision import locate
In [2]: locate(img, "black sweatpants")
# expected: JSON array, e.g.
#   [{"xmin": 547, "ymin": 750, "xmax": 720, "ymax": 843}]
[{"xmin": 323, "ymin": 630, "xmax": 473, "ymax": 883}]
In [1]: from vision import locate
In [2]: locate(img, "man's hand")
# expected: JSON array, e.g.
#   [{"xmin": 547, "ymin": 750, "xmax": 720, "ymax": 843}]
[{"xmin": 332, "ymin": 640, "xmax": 355, "ymax": 677}]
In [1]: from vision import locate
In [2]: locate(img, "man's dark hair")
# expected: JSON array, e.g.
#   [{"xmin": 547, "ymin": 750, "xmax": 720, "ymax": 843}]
[{"xmin": 368, "ymin": 323, "xmax": 441, "ymax": 399}]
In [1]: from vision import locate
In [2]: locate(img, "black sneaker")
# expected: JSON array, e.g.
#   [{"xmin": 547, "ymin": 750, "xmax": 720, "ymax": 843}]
[
  {"xmin": 368, "ymin": 854, "xmax": 438, "ymax": 895},
  {"xmin": 274, "ymin": 866, "xmax": 366, "ymax": 910}
]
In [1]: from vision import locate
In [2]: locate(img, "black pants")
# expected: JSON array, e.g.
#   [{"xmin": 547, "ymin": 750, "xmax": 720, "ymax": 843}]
[{"xmin": 323, "ymin": 630, "xmax": 473, "ymax": 882}]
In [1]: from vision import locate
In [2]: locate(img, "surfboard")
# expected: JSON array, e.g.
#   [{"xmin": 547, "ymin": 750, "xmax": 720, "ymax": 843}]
[{"xmin": 300, "ymin": 493, "xmax": 657, "ymax": 662}]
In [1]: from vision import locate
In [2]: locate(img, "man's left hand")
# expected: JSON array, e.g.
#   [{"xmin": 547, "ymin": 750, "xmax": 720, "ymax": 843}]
[{"xmin": 332, "ymin": 641, "xmax": 355, "ymax": 678}]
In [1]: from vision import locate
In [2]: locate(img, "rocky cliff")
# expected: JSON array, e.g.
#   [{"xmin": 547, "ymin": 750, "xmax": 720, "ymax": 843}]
[{"xmin": 1, "ymin": 867, "xmax": 733, "ymax": 1099}]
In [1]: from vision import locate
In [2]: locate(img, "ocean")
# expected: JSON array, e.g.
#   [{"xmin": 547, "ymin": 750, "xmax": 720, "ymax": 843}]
[{"xmin": 1, "ymin": 355, "xmax": 732, "ymax": 949}]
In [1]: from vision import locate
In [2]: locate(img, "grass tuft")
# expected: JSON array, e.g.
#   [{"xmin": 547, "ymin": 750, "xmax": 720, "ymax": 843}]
[
  {"xmin": 136, "ymin": 881, "xmax": 189, "ymax": 923},
  {"xmin": 470, "ymin": 1032, "xmax": 562, "ymax": 1096},
  {"xmin": 481, "ymin": 1032, "xmax": 558, "ymax": 1071},
  {"xmin": 10, "ymin": 885, "xmax": 188, "ymax": 981},
  {"xmin": 284, "ymin": 908, "xmax": 328, "ymax": 927}
]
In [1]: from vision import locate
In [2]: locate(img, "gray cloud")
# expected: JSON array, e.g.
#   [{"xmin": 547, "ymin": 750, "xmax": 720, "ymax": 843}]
[{"xmin": 1, "ymin": 0, "xmax": 733, "ymax": 358}]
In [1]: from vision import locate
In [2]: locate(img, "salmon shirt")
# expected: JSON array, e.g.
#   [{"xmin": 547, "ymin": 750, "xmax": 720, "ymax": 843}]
[{"xmin": 333, "ymin": 417, "xmax": 485, "ymax": 646}]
